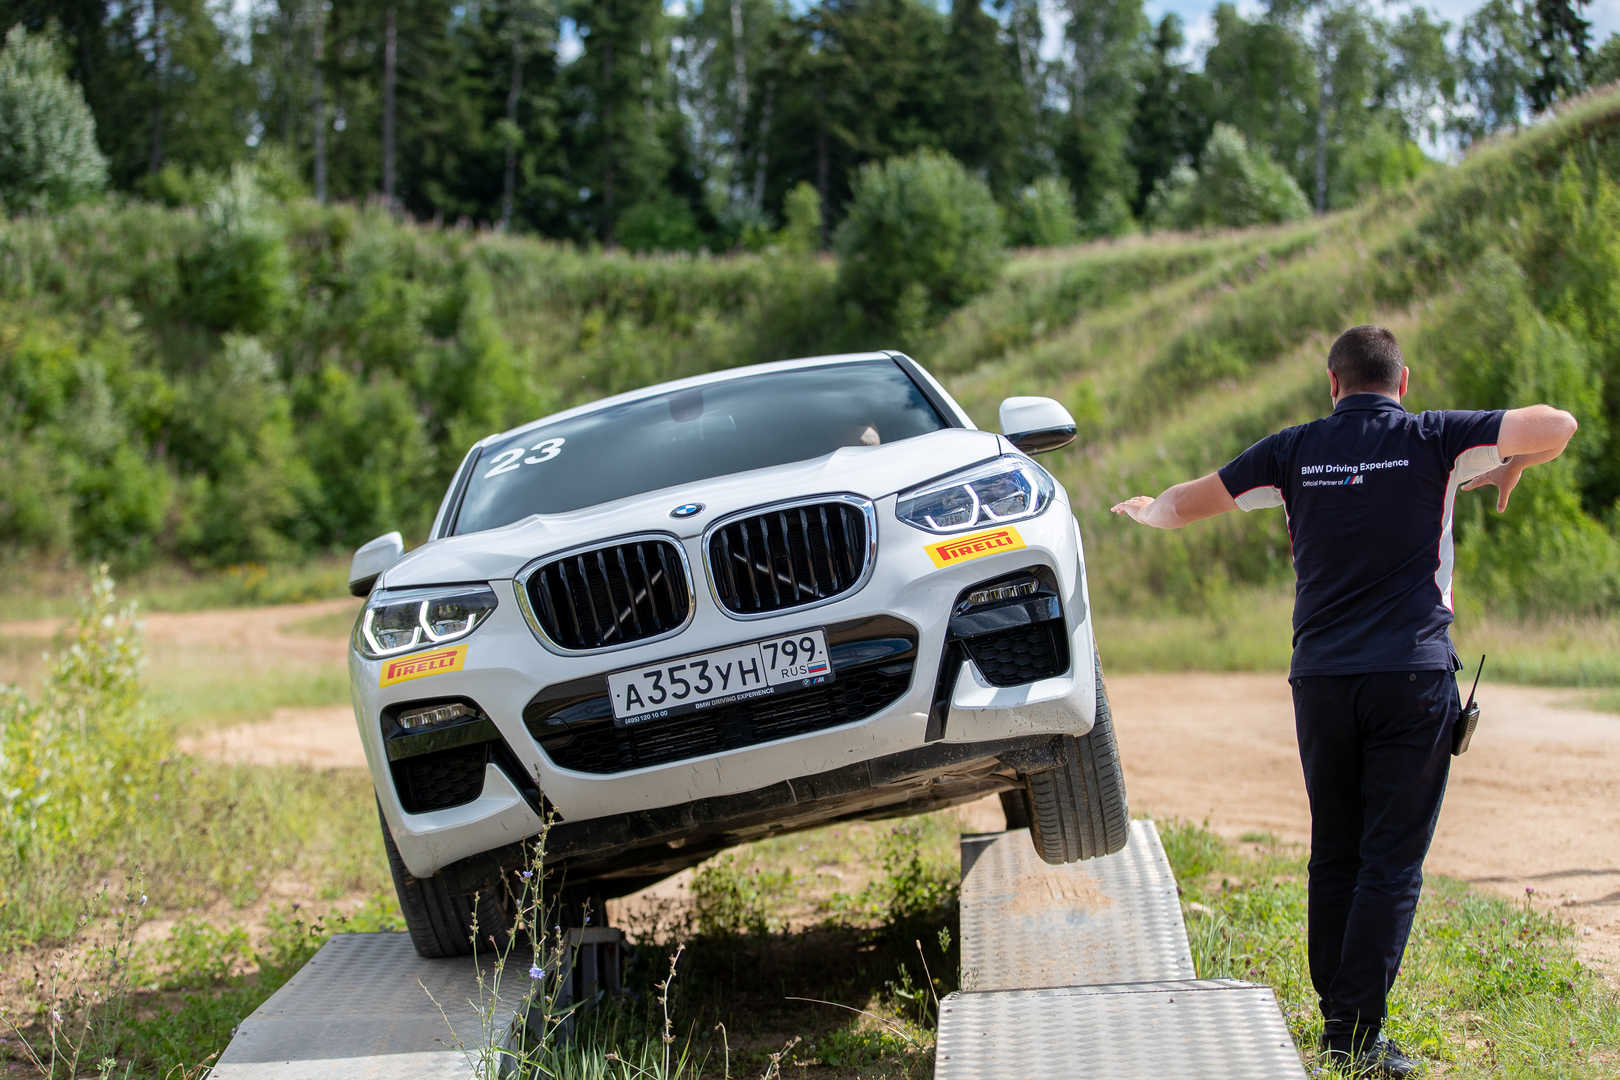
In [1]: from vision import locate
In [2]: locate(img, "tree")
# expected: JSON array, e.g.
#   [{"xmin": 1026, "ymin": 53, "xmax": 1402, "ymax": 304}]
[
  {"xmin": 1053, "ymin": 0, "xmax": 1148, "ymax": 235},
  {"xmin": 1588, "ymin": 32, "xmax": 1620, "ymax": 86},
  {"xmin": 1145, "ymin": 122, "xmax": 1310, "ymax": 231},
  {"xmin": 835, "ymin": 148, "xmax": 1003, "ymax": 328},
  {"xmin": 1127, "ymin": 14, "xmax": 1212, "ymax": 216},
  {"xmin": 1385, "ymin": 8, "xmax": 1458, "ymax": 146},
  {"xmin": 0, "ymin": 25, "xmax": 107, "ymax": 211},
  {"xmin": 1302, "ymin": 0, "xmax": 1385, "ymax": 212},
  {"xmin": 677, "ymin": 0, "xmax": 785, "ymax": 227},
  {"xmin": 1456, "ymin": 0, "xmax": 1538, "ymax": 141},
  {"xmin": 1007, "ymin": 175, "xmax": 1080, "ymax": 247},
  {"xmin": 938, "ymin": 0, "xmax": 1035, "ymax": 200},
  {"xmin": 493, "ymin": 0, "xmax": 557, "ymax": 230},
  {"xmin": 1529, "ymin": 0, "xmax": 1591, "ymax": 109},
  {"xmin": 569, "ymin": 0, "xmax": 673, "ymax": 244},
  {"xmin": 1203, "ymin": 3, "xmax": 1314, "ymax": 187}
]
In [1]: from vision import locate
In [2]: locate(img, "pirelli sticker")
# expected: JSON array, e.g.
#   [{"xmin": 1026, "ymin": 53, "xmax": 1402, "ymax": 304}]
[
  {"xmin": 925, "ymin": 526, "xmax": 1026, "ymax": 568},
  {"xmin": 379, "ymin": 644, "xmax": 468, "ymax": 688}
]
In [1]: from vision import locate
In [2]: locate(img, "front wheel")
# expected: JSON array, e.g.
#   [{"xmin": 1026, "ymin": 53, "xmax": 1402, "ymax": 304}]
[
  {"xmin": 1017, "ymin": 651, "xmax": 1129, "ymax": 864},
  {"xmin": 379, "ymin": 804, "xmax": 513, "ymax": 958}
]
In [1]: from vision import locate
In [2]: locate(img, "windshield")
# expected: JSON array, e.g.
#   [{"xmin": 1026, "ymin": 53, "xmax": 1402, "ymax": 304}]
[{"xmin": 451, "ymin": 359, "xmax": 951, "ymax": 534}]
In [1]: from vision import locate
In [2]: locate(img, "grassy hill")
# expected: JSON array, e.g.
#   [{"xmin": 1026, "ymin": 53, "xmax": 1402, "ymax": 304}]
[{"xmin": 4, "ymin": 88, "xmax": 1619, "ymax": 645}]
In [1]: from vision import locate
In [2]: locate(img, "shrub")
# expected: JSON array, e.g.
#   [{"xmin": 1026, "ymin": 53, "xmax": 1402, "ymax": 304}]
[
  {"xmin": 617, "ymin": 192, "xmax": 705, "ymax": 253},
  {"xmin": 0, "ymin": 27, "xmax": 107, "ymax": 213},
  {"xmin": 1007, "ymin": 176, "xmax": 1081, "ymax": 247},
  {"xmin": 0, "ymin": 570, "xmax": 161, "ymax": 938},
  {"xmin": 180, "ymin": 165, "xmax": 293, "ymax": 333},
  {"xmin": 779, "ymin": 180, "xmax": 823, "ymax": 254},
  {"xmin": 835, "ymin": 149, "xmax": 1004, "ymax": 329},
  {"xmin": 1146, "ymin": 124, "xmax": 1311, "ymax": 231}
]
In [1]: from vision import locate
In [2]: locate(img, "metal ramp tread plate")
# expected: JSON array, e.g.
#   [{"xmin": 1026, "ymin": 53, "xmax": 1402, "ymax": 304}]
[
  {"xmin": 959, "ymin": 819, "xmax": 1196, "ymax": 992},
  {"xmin": 934, "ymin": 979, "xmax": 1306, "ymax": 1080},
  {"xmin": 211, "ymin": 932, "xmax": 513, "ymax": 1079}
]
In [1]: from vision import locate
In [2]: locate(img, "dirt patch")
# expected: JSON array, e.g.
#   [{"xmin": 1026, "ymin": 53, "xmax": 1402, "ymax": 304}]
[
  {"xmin": 178, "ymin": 706, "xmax": 365, "ymax": 770},
  {"xmin": 1006, "ymin": 872, "xmax": 1113, "ymax": 916},
  {"xmin": 1107, "ymin": 672, "xmax": 1620, "ymax": 983},
  {"xmin": 1, "ymin": 597, "xmax": 358, "ymax": 670}
]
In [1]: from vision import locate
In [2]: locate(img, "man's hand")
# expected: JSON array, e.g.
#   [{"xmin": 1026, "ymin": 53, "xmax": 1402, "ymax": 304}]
[
  {"xmin": 1111, "ymin": 496, "xmax": 1158, "ymax": 525},
  {"xmin": 1460, "ymin": 460, "xmax": 1525, "ymax": 512},
  {"xmin": 1111, "ymin": 475, "xmax": 1237, "ymax": 529}
]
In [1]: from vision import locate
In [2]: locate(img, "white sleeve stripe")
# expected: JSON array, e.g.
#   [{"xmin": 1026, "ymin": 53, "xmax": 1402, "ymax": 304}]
[
  {"xmin": 1453, "ymin": 443, "xmax": 1502, "ymax": 486},
  {"xmin": 1234, "ymin": 485, "xmax": 1285, "ymax": 512}
]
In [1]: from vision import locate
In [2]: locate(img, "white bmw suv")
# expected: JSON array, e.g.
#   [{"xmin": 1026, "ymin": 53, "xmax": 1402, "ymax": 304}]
[{"xmin": 347, "ymin": 351, "xmax": 1127, "ymax": 957}]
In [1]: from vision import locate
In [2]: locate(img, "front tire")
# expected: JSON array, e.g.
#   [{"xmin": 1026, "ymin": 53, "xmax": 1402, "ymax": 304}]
[
  {"xmin": 379, "ymin": 804, "xmax": 512, "ymax": 958},
  {"xmin": 1020, "ymin": 651, "xmax": 1129, "ymax": 865}
]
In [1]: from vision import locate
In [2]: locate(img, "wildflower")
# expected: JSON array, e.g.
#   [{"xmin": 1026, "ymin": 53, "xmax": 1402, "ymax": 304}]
[
  {"xmin": 519, "ymin": 870, "xmax": 533, "ymax": 880},
  {"xmin": 528, "ymin": 964, "xmax": 545, "ymax": 980},
  {"xmin": 139, "ymin": 894, "xmax": 147, "ymax": 906},
  {"xmin": 51, "ymin": 1010, "xmax": 61, "ymax": 1025},
  {"xmin": 1525, "ymin": 886, "xmax": 1535, "ymax": 896}
]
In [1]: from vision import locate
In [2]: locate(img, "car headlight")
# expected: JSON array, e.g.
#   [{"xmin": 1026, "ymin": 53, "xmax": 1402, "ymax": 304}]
[
  {"xmin": 896, "ymin": 455, "xmax": 1055, "ymax": 533},
  {"xmin": 356, "ymin": 584, "xmax": 498, "ymax": 659}
]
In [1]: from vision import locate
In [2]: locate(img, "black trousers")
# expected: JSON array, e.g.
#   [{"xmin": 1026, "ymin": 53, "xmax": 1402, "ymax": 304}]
[{"xmin": 1290, "ymin": 669, "xmax": 1458, "ymax": 1045}]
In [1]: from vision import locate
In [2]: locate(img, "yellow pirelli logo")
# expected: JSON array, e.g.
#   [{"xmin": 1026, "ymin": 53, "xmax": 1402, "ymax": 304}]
[
  {"xmin": 925, "ymin": 526, "xmax": 1026, "ymax": 568},
  {"xmin": 379, "ymin": 644, "xmax": 468, "ymax": 688}
]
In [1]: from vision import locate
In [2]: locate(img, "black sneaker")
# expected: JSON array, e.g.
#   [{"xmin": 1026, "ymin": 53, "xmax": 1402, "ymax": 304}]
[{"xmin": 1318, "ymin": 1033, "xmax": 1421, "ymax": 1078}]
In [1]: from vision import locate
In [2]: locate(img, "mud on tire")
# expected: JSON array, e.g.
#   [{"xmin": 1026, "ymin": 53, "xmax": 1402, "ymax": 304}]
[
  {"xmin": 379, "ymin": 804, "xmax": 512, "ymax": 959},
  {"xmin": 1020, "ymin": 650, "xmax": 1129, "ymax": 864}
]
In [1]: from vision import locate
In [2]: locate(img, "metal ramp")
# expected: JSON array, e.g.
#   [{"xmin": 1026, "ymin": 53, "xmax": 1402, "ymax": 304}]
[
  {"xmin": 936, "ymin": 820, "xmax": 1305, "ymax": 1079},
  {"xmin": 213, "ymin": 928, "xmax": 625, "ymax": 1079}
]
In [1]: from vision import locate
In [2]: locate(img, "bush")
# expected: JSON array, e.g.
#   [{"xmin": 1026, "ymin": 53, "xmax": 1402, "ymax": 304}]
[
  {"xmin": 779, "ymin": 180, "xmax": 823, "ymax": 254},
  {"xmin": 1007, "ymin": 176, "xmax": 1081, "ymax": 247},
  {"xmin": 1146, "ymin": 124, "xmax": 1311, "ymax": 231},
  {"xmin": 835, "ymin": 149, "xmax": 1004, "ymax": 329},
  {"xmin": 617, "ymin": 191, "xmax": 705, "ymax": 253},
  {"xmin": 180, "ymin": 166, "xmax": 293, "ymax": 333},
  {"xmin": 0, "ymin": 27, "xmax": 107, "ymax": 213},
  {"xmin": 0, "ymin": 569, "xmax": 161, "ymax": 937}
]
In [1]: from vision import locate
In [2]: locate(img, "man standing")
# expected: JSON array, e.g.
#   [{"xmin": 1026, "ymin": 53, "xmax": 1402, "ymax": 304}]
[{"xmin": 1110, "ymin": 325, "xmax": 1578, "ymax": 1077}]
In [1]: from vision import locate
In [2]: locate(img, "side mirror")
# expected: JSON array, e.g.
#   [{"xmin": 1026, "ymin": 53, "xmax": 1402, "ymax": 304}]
[
  {"xmin": 999, "ymin": 396, "xmax": 1077, "ymax": 455},
  {"xmin": 348, "ymin": 531, "xmax": 405, "ymax": 597}
]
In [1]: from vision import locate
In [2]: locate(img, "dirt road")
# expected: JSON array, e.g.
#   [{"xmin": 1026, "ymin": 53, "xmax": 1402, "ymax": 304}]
[{"xmin": 1107, "ymin": 672, "xmax": 1620, "ymax": 981}]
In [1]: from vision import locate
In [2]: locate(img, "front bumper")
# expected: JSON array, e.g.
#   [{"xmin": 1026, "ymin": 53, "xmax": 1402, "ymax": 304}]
[{"xmin": 352, "ymin": 495, "xmax": 1097, "ymax": 879}]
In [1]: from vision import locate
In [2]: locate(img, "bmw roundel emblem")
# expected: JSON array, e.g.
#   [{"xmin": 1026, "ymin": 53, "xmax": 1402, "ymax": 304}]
[{"xmin": 671, "ymin": 503, "xmax": 704, "ymax": 519}]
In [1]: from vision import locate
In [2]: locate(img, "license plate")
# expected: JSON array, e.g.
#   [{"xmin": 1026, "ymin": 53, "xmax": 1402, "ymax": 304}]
[{"xmin": 607, "ymin": 629, "xmax": 834, "ymax": 726}]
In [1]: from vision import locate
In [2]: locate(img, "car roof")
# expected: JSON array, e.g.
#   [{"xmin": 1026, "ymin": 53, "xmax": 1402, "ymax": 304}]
[{"xmin": 477, "ymin": 351, "xmax": 908, "ymax": 449}]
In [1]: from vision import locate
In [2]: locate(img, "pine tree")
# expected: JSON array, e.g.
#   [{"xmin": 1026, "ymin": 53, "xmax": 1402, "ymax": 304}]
[
  {"xmin": 1529, "ymin": 0, "xmax": 1591, "ymax": 109},
  {"xmin": 0, "ymin": 25, "xmax": 108, "ymax": 210}
]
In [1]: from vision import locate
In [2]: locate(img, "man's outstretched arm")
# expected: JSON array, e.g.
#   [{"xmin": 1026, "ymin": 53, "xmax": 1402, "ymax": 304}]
[
  {"xmin": 1111, "ymin": 472, "xmax": 1238, "ymax": 530},
  {"xmin": 1460, "ymin": 404, "xmax": 1579, "ymax": 512}
]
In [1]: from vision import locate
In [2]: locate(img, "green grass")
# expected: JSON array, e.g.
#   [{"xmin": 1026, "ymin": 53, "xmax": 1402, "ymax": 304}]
[
  {"xmin": 1160, "ymin": 820, "xmax": 1620, "ymax": 1077},
  {"xmin": 0, "ymin": 555, "xmax": 351, "ymax": 621},
  {"xmin": 148, "ymin": 653, "xmax": 352, "ymax": 735}
]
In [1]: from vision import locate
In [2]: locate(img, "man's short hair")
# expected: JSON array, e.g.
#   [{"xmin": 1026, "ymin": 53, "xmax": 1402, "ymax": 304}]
[{"xmin": 1328, "ymin": 325, "xmax": 1404, "ymax": 394}]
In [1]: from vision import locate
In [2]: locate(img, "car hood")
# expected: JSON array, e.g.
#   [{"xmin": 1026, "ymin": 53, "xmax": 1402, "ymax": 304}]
[{"xmin": 381, "ymin": 428, "xmax": 1007, "ymax": 588}]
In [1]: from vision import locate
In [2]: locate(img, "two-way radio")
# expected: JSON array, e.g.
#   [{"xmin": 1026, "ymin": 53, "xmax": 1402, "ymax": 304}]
[{"xmin": 1452, "ymin": 654, "xmax": 1485, "ymax": 756}]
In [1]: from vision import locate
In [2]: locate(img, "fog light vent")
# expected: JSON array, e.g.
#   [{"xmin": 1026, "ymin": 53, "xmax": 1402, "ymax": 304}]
[
  {"xmin": 960, "ymin": 578, "xmax": 1039, "ymax": 611},
  {"xmin": 397, "ymin": 701, "xmax": 480, "ymax": 732}
]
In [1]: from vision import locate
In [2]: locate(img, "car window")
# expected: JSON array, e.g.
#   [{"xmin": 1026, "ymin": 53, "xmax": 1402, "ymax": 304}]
[{"xmin": 452, "ymin": 359, "xmax": 951, "ymax": 534}]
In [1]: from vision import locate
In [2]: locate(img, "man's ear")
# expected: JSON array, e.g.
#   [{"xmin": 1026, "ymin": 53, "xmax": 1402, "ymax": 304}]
[
  {"xmin": 1398, "ymin": 366, "xmax": 1410, "ymax": 398},
  {"xmin": 1329, "ymin": 369, "xmax": 1341, "ymax": 401}
]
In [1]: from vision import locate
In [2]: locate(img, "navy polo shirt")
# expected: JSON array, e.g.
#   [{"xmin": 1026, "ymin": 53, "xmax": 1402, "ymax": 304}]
[{"xmin": 1218, "ymin": 393, "xmax": 1505, "ymax": 678}]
